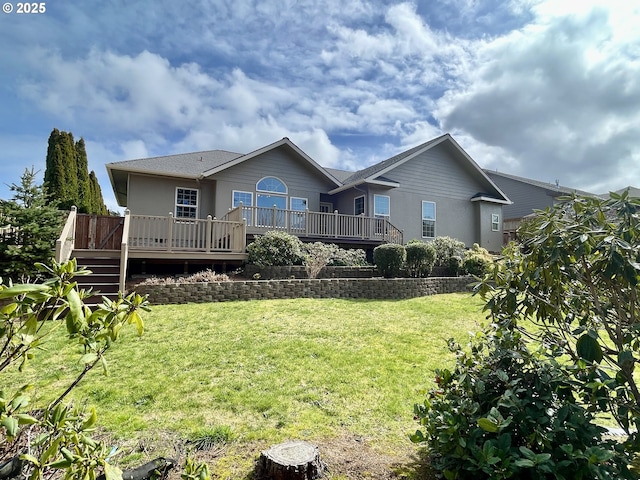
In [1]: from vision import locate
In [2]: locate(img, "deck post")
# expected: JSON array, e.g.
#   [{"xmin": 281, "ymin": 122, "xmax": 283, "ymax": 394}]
[
  {"xmin": 272, "ymin": 205, "xmax": 277, "ymax": 229},
  {"xmin": 360, "ymin": 213, "xmax": 365, "ymax": 240},
  {"xmin": 167, "ymin": 213, "xmax": 173, "ymax": 252},
  {"xmin": 305, "ymin": 208, "xmax": 310, "ymax": 236},
  {"xmin": 333, "ymin": 210, "xmax": 338, "ymax": 238},
  {"xmin": 206, "ymin": 215, "xmax": 212, "ymax": 252}
]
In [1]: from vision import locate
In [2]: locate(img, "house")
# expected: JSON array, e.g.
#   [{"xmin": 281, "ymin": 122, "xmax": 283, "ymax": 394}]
[
  {"xmin": 484, "ymin": 170, "xmax": 599, "ymax": 242},
  {"xmin": 55, "ymin": 133, "xmax": 510, "ymax": 289}
]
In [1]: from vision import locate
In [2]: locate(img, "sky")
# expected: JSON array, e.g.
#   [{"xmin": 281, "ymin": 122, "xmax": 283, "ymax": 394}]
[{"xmin": 1, "ymin": 0, "xmax": 639, "ymax": 211}]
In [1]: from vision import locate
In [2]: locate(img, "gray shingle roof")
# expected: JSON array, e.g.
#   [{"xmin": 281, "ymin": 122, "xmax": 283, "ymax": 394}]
[
  {"xmin": 484, "ymin": 170, "xmax": 598, "ymax": 197},
  {"xmin": 108, "ymin": 149, "xmax": 243, "ymax": 177}
]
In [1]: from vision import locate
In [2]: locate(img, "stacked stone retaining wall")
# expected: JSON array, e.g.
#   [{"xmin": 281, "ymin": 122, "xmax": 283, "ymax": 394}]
[{"xmin": 136, "ymin": 276, "xmax": 475, "ymax": 304}]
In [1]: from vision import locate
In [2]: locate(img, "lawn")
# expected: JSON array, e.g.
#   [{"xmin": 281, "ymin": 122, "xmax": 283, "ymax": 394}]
[{"xmin": 10, "ymin": 293, "xmax": 488, "ymax": 479}]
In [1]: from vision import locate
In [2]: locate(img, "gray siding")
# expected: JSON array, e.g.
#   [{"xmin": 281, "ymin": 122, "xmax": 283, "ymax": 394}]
[
  {"xmin": 373, "ymin": 143, "xmax": 498, "ymax": 247},
  {"xmin": 127, "ymin": 174, "xmax": 216, "ymax": 218},
  {"xmin": 486, "ymin": 173, "xmax": 555, "ymax": 220},
  {"xmin": 209, "ymin": 147, "xmax": 337, "ymax": 216}
]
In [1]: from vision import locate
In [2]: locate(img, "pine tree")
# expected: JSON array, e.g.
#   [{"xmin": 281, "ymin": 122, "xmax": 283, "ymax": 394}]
[{"xmin": 0, "ymin": 168, "xmax": 64, "ymax": 281}]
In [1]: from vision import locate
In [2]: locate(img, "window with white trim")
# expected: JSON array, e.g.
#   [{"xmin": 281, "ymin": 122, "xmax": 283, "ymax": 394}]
[
  {"xmin": 175, "ymin": 187, "xmax": 198, "ymax": 218},
  {"xmin": 422, "ymin": 201, "xmax": 436, "ymax": 238},
  {"xmin": 354, "ymin": 195, "xmax": 365, "ymax": 215},
  {"xmin": 492, "ymin": 213, "xmax": 500, "ymax": 232},
  {"xmin": 374, "ymin": 195, "xmax": 390, "ymax": 218},
  {"xmin": 256, "ymin": 176, "xmax": 287, "ymax": 194},
  {"xmin": 232, "ymin": 190, "xmax": 253, "ymax": 208},
  {"xmin": 290, "ymin": 197, "xmax": 308, "ymax": 211},
  {"xmin": 320, "ymin": 202, "xmax": 332, "ymax": 213}
]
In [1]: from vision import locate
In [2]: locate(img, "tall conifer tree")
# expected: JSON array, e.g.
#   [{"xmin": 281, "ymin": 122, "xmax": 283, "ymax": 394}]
[{"xmin": 44, "ymin": 128, "xmax": 108, "ymax": 214}]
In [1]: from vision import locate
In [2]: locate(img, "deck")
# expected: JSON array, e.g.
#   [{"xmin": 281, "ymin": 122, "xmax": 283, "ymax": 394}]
[{"xmin": 55, "ymin": 206, "xmax": 403, "ymax": 291}]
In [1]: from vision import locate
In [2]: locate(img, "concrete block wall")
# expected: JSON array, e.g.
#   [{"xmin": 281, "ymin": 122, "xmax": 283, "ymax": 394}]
[{"xmin": 135, "ymin": 276, "xmax": 476, "ymax": 305}]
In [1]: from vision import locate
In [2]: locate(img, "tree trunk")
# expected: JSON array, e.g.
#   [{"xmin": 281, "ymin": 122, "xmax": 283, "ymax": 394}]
[{"xmin": 256, "ymin": 441, "xmax": 326, "ymax": 480}]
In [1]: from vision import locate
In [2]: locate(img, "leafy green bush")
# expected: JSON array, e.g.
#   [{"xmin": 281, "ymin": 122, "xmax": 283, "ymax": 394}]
[
  {"xmin": 431, "ymin": 236, "xmax": 466, "ymax": 268},
  {"xmin": 373, "ymin": 244, "xmax": 406, "ymax": 278},
  {"xmin": 405, "ymin": 241, "xmax": 436, "ymax": 277},
  {"xmin": 463, "ymin": 243, "xmax": 493, "ymax": 276},
  {"xmin": 447, "ymin": 255, "xmax": 463, "ymax": 276},
  {"xmin": 412, "ymin": 324, "xmax": 634, "ymax": 479},
  {"xmin": 247, "ymin": 230, "xmax": 304, "ymax": 266}
]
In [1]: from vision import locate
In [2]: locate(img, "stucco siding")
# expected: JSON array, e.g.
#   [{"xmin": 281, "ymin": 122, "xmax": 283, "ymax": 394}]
[
  {"xmin": 209, "ymin": 147, "xmax": 337, "ymax": 217},
  {"xmin": 475, "ymin": 202, "xmax": 503, "ymax": 252}
]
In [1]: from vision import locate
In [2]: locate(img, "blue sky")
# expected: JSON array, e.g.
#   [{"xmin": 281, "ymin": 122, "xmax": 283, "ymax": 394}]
[{"xmin": 1, "ymin": 0, "xmax": 639, "ymax": 211}]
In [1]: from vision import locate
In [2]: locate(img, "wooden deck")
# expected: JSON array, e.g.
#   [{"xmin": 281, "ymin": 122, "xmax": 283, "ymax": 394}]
[{"xmin": 55, "ymin": 206, "xmax": 403, "ymax": 290}]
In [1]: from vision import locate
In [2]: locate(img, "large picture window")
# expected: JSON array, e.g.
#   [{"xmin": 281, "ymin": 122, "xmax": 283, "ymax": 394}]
[
  {"xmin": 175, "ymin": 187, "xmax": 198, "ymax": 218},
  {"xmin": 374, "ymin": 195, "xmax": 390, "ymax": 218},
  {"xmin": 422, "ymin": 201, "xmax": 436, "ymax": 238}
]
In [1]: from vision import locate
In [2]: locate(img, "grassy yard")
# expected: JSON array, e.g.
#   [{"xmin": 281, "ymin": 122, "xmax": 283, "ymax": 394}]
[{"xmin": 10, "ymin": 293, "xmax": 489, "ymax": 479}]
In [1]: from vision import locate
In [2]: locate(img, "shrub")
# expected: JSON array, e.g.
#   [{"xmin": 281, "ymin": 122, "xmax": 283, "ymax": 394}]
[
  {"xmin": 373, "ymin": 243, "xmax": 405, "ymax": 278},
  {"xmin": 412, "ymin": 324, "xmax": 634, "ymax": 479},
  {"xmin": 247, "ymin": 230, "xmax": 304, "ymax": 266},
  {"xmin": 138, "ymin": 269, "xmax": 230, "ymax": 285},
  {"xmin": 303, "ymin": 242, "xmax": 333, "ymax": 279},
  {"xmin": 463, "ymin": 243, "xmax": 493, "ymax": 277},
  {"xmin": 301, "ymin": 242, "xmax": 368, "ymax": 268},
  {"xmin": 405, "ymin": 241, "xmax": 436, "ymax": 277},
  {"xmin": 431, "ymin": 236, "xmax": 466, "ymax": 267},
  {"xmin": 447, "ymin": 255, "xmax": 463, "ymax": 276}
]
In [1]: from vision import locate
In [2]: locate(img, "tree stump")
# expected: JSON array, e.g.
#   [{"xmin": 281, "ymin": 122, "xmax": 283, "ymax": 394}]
[{"xmin": 256, "ymin": 441, "xmax": 326, "ymax": 480}]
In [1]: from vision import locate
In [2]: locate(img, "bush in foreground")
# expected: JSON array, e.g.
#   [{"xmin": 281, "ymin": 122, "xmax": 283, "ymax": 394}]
[
  {"xmin": 405, "ymin": 240, "xmax": 436, "ymax": 277},
  {"xmin": 247, "ymin": 230, "xmax": 304, "ymax": 266},
  {"xmin": 412, "ymin": 324, "xmax": 634, "ymax": 479}
]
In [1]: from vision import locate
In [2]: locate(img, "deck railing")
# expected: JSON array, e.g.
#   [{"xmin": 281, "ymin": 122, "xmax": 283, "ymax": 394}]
[
  {"xmin": 226, "ymin": 205, "xmax": 403, "ymax": 244},
  {"xmin": 55, "ymin": 206, "xmax": 77, "ymax": 263},
  {"xmin": 128, "ymin": 214, "xmax": 247, "ymax": 253},
  {"xmin": 119, "ymin": 209, "xmax": 131, "ymax": 291}
]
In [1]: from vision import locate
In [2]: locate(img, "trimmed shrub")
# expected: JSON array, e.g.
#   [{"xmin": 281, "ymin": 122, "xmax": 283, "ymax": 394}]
[
  {"xmin": 412, "ymin": 325, "xmax": 634, "ymax": 479},
  {"xmin": 463, "ymin": 243, "xmax": 493, "ymax": 276},
  {"xmin": 431, "ymin": 236, "xmax": 466, "ymax": 267},
  {"xmin": 405, "ymin": 241, "xmax": 436, "ymax": 278},
  {"xmin": 447, "ymin": 255, "xmax": 463, "ymax": 276},
  {"xmin": 373, "ymin": 243, "xmax": 406, "ymax": 278},
  {"xmin": 247, "ymin": 231, "xmax": 304, "ymax": 267}
]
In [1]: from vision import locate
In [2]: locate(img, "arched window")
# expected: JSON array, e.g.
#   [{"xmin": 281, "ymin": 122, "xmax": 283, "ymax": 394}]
[{"xmin": 256, "ymin": 176, "xmax": 287, "ymax": 194}]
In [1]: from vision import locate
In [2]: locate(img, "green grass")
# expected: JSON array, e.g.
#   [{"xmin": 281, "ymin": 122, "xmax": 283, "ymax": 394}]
[{"xmin": 10, "ymin": 294, "xmax": 488, "ymax": 478}]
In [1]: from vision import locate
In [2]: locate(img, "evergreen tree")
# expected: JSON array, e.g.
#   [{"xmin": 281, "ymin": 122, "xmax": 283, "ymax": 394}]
[
  {"xmin": 89, "ymin": 171, "xmax": 108, "ymax": 215},
  {"xmin": 0, "ymin": 168, "xmax": 64, "ymax": 281},
  {"xmin": 43, "ymin": 128, "xmax": 108, "ymax": 214},
  {"xmin": 75, "ymin": 138, "xmax": 91, "ymax": 213}
]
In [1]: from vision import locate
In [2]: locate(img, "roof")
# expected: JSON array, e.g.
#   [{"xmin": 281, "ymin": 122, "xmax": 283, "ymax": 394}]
[
  {"xmin": 603, "ymin": 186, "xmax": 640, "ymax": 199},
  {"xmin": 484, "ymin": 170, "xmax": 599, "ymax": 198}
]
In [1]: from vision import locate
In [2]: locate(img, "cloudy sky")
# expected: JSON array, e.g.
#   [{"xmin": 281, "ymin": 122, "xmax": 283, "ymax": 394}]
[{"xmin": 1, "ymin": 0, "xmax": 639, "ymax": 211}]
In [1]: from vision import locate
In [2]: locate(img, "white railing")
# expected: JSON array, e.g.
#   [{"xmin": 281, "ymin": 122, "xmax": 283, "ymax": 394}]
[
  {"xmin": 128, "ymin": 214, "xmax": 246, "ymax": 253},
  {"xmin": 226, "ymin": 205, "xmax": 403, "ymax": 244},
  {"xmin": 55, "ymin": 206, "xmax": 77, "ymax": 262},
  {"xmin": 119, "ymin": 209, "xmax": 131, "ymax": 292}
]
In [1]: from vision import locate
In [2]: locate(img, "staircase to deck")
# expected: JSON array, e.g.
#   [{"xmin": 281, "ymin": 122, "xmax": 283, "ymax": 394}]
[{"xmin": 72, "ymin": 250, "xmax": 121, "ymax": 304}]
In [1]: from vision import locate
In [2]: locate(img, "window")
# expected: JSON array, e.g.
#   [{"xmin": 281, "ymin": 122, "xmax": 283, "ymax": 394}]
[
  {"xmin": 422, "ymin": 201, "xmax": 436, "ymax": 238},
  {"xmin": 232, "ymin": 190, "xmax": 253, "ymax": 208},
  {"xmin": 175, "ymin": 187, "xmax": 198, "ymax": 218},
  {"xmin": 290, "ymin": 197, "xmax": 308, "ymax": 211},
  {"xmin": 256, "ymin": 176, "xmax": 287, "ymax": 194},
  {"xmin": 374, "ymin": 195, "xmax": 390, "ymax": 218},
  {"xmin": 354, "ymin": 196, "xmax": 365, "ymax": 215},
  {"xmin": 492, "ymin": 213, "xmax": 500, "ymax": 232},
  {"xmin": 232, "ymin": 190, "xmax": 253, "ymax": 226}
]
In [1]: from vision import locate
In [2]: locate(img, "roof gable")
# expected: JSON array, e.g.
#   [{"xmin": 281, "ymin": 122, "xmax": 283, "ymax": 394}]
[{"xmin": 201, "ymin": 137, "xmax": 341, "ymax": 187}]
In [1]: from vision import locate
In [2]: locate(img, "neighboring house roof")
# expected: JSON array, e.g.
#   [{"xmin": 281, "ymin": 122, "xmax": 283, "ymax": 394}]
[
  {"xmin": 484, "ymin": 170, "xmax": 598, "ymax": 198},
  {"xmin": 603, "ymin": 186, "xmax": 640, "ymax": 198}
]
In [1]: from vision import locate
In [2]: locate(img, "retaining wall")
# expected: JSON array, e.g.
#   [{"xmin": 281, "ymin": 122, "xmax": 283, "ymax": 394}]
[{"xmin": 136, "ymin": 276, "xmax": 476, "ymax": 304}]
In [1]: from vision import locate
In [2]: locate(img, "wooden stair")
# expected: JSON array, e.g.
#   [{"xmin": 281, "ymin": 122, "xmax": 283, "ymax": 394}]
[{"xmin": 72, "ymin": 250, "xmax": 121, "ymax": 304}]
